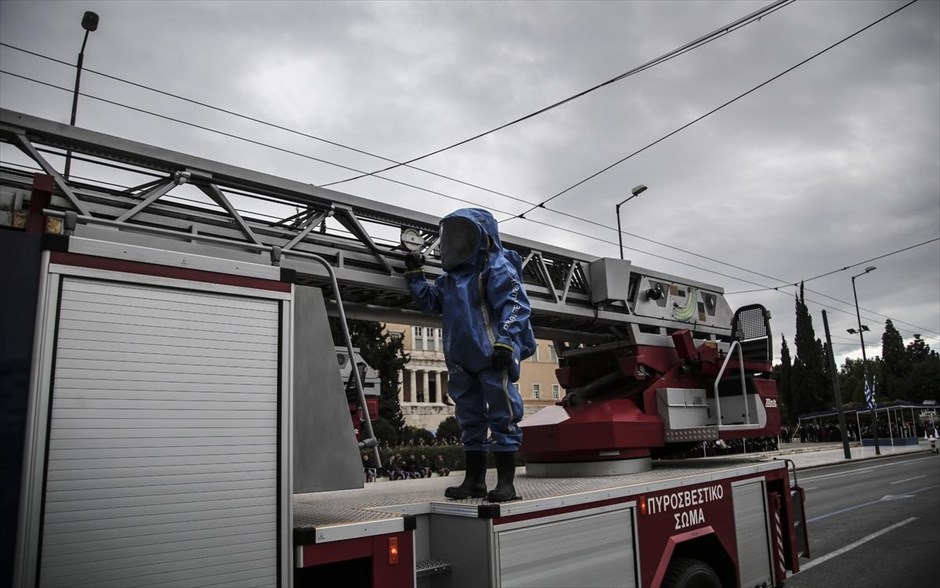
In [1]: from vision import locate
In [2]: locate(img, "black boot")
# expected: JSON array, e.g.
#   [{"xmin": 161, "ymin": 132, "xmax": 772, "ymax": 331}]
[
  {"xmin": 445, "ymin": 452, "xmax": 488, "ymax": 499},
  {"xmin": 486, "ymin": 452, "xmax": 518, "ymax": 502}
]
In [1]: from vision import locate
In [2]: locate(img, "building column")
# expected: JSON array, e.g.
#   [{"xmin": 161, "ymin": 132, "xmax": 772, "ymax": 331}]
[
  {"xmin": 433, "ymin": 371, "xmax": 442, "ymax": 404},
  {"xmin": 421, "ymin": 370, "xmax": 429, "ymax": 404},
  {"xmin": 409, "ymin": 369, "xmax": 417, "ymax": 403},
  {"xmin": 397, "ymin": 369, "xmax": 404, "ymax": 402}
]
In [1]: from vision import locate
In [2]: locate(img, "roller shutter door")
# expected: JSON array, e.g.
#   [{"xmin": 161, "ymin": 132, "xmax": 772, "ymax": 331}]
[
  {"xmin": 497, "ymin": 507, "xmax": 637, "ymax": 588},
  {"xmin": 38, "ymin": 277, "xmax": 281, "ymax": 588},
  {"xmin": 733, "ymin": 480, "xmax": 772, "ymax": 588}
]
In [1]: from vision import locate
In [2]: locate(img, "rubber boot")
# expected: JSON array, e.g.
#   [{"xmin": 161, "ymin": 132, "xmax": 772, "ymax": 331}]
[
  {"xmin": 445, "ymin": 452, "xmax": 487, "ymax": 499},
  {"xmin": 486, "ymin": 452, "xmax": 518, "ymax": 503}
]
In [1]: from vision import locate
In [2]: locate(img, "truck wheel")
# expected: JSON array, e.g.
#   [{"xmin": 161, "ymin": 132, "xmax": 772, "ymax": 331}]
[{"xmin": 662, "ymin": 557, "xmax": 721, "ymax": 588}]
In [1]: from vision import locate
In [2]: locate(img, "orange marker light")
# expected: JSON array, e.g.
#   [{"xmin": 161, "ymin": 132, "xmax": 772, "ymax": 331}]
[
  {"xmin": 388, "ymin": 537, "xmax": 399, "ymax": 565},
  {"xmin": 640, "ymin": 496, "xmax": 647, "ymax": 515}
]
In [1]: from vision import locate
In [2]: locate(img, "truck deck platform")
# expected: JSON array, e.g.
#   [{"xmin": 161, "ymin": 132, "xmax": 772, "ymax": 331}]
[{"xmin": 292, "ymin": 458, "xmax": 785, "ymax": 544}]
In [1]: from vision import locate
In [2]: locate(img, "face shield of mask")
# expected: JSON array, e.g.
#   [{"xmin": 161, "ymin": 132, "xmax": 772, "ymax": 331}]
[{"xmin": 440, "ymin": 217, "xmax": 482, "ymax": 271}]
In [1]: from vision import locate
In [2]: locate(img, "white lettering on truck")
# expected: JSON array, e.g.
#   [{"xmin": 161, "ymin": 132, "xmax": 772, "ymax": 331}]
[{"xmin": 647, "ymin": 484, "xmax": 724, "ymax": 530}]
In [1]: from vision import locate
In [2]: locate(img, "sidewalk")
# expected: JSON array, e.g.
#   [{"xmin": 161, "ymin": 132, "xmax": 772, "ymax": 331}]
[{"xmin": 744, "ymin": 439, "xmax": 932, "ymax": 470}]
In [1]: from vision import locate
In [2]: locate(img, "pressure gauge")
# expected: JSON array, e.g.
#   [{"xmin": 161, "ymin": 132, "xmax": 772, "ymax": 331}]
[{"xmin": 400, "ymin": 227, "xmax": 424, "ymax": 252}]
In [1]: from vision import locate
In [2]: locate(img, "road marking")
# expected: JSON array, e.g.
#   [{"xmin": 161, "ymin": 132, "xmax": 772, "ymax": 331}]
[
  {"xmin": 801, "ymin": 455, "xmax": 935, "ymax": 482},
  {"xmin": 891, "ymin": 475, "xmax": 926, "ymax": 485},
  {"xmin": 911, "ymin": 484, "xmax": 940, "ymax": 495},
  {"xmin": 800, "ymin": 468, "xmax": 873, "ymax": 482},
  {"xmin": 879, "ymin": 494, "xmax": 914, "ymax": 501},
  {"xmin": 796, "ymin": 517, "xmax": 918, "ymax": 574},
  {"xmin": 808, "ymin": 483, "xmax": 939, "ymax": 523},
  {"xmin": 812, "ymin": 495, "xmax": 905, "ymax": 521}
]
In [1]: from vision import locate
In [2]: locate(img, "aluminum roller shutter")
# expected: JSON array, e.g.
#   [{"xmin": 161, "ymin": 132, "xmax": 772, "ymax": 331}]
[
  {"xmin": 732, "ymin": 480, "xmax": 772, "ymax": 588},
  {"xmin": 497, "ymin": 507, "xmax": 637, "ymax": 588},
  {"xmin": 39, "ymin": 277, "xmax": 281, "ymax": 588}
]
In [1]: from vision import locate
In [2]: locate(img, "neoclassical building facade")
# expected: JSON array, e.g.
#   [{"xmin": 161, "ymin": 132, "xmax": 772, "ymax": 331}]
[{"xmin": 385, "ymin": 323, "xmax": 561, "ymax": 432}]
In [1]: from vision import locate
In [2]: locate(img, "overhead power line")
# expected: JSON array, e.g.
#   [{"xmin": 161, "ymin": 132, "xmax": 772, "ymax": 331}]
[
  {"xmin": 0, "ymin": 41, "xmax": 532, "ymax": 209},
  {"xmin": 315, "ymin": 0, "xmax": 794, "ymax": 188},
  {"xmin": 3, "ymin": 65, "xmax": 934, "ymax": 338},
  {"xmin": 508, "ymin": 0, "xmax": 921, "ymax": 220},
  {"xmin": 725, "ymin": 237, "xmax": 940, "ymax": 337},
  {"xmin": 728, "ymin": 237, "xmax": 940, "ymax": 294},
  {"xmin": 0, "ymin": 5, "xmax": 863, "ymax": 307},
  {"xmin": 0, "ymin": 63, "xmax": 796, "ymax": 289},
  {"xmin": 0, "ymin": 69, "xmax": 526, "ymax": 220},
  {"xmin": 0, "ymin": 0, "xmax": 932, "ymax": 338}
]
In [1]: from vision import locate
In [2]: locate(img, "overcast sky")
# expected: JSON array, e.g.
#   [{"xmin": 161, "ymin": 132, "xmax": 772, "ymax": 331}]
[{"xmin": 1, "ymin": 0, "xmax": 938, "ymax": 366}]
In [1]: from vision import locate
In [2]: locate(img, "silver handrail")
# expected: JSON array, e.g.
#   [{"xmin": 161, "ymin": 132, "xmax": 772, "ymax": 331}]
[{"xmin": 714, "ymin": 340, "xmax": 751, "ymax": 428}]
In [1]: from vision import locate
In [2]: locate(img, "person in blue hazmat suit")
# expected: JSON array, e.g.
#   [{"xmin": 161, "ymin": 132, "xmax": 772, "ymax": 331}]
[{"xmin": 404, "ymin": 208, "xmax": 536, "ymax": 502}]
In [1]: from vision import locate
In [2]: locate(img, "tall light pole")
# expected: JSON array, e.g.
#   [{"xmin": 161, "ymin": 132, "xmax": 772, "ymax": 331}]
[
  {"xmin": 616, "ymin": 184, "xmax": 647, "ymax": 260},
  {"xmin": 850, "ymin": 265, "xmax": 879, "ymax": 455},
  {"xmin": 64, "ymin": 10, "xmax": 100, "ymax": 180}
]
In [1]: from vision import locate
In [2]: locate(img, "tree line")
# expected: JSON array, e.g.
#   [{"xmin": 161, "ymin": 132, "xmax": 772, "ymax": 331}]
[{"xmin": 775, "ymin": 283, "xmax": 939, "ymax": 425}]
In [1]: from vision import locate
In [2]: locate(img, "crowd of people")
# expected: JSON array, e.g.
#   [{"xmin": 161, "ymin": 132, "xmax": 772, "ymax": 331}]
[
  {"xmin": 363, "ymin": 418, "xmax": 939, "ymax": 481},
  {"xmin": 362, "ymin": 453, "xmax": 450, "ymax": 483},
  {"xmin": 783, "ymin": 422, "xmax": 852, "ymax": 443},
  {"xmin": 790, "ymin": 419, "xmax": 927, "ymax": 444}
]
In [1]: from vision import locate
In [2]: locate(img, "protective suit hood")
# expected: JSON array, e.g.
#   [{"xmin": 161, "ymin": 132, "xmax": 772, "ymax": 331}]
[{"xmin": 439, "ymin": 208, "xmax": 503, "ymax": 272}]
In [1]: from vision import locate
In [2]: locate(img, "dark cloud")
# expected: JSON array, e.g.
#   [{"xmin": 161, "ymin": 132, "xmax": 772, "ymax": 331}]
[{"xmin": 1, "ymin": 0, "xmax": 937, "ymax": 360}]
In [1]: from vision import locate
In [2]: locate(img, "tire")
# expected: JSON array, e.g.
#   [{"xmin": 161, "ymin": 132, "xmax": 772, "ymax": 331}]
[{"xmin": 662, "ymin": 557, "xmax": 722, "ymax": 588}]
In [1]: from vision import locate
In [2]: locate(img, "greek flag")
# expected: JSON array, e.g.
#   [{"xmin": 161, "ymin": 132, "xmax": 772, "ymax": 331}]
[{"xmin": 865, "ymin": 380, "xmax": 876, "ymax": 409}]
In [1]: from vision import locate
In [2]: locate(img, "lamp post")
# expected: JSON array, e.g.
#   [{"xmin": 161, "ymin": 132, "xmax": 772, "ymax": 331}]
[
  {"xmin": 64, "ymin": 10, "xmax": 100, "ymax": 180},
  {"xmin": 850, "ymin": 265, "xmax": 879, "ymax": 455},
  {"xmin": 616, "ymin": 184, "xmax": 647, "ymax": 260}
]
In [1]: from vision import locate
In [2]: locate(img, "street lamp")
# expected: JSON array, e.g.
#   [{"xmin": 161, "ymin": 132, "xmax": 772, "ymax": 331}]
[
  {"xmin": 851, "ymin": 265, "xmax": 880, "ymax": 455},
  {"xmin": 64, "ymin": 10, "xmax": 100, "ymax": 180},
  {"xmin": 616, "ymin": 184, "xmax": 647, "ymax": 260}
]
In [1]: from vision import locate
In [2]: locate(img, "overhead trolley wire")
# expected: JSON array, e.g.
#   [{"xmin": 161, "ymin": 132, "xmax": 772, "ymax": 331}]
[
  {"xmin": 0, "ymin": 1, "xmax": 801, "ymax": 294},
  {"xmin": 728, "ymin": 237, "xmax": 940, "ymax": 295},
  {"xmin": 0, "ymin": 0, "xmax": 932, "ymax": 339},
  {"xmin": 726, "ymin": 237, "xmax": 940, "ymax": 336},
  {"xmin": 509, "ymin": 0, "xmax": 921, "ymax": 221},
  {"xmin": 1, "ymin": 71, "xmax": 932, "ymax": 338},
  {"xmin": 0, "ymin": 69, "xmax": 524, "ymax": 220},
  {"xmin": 315, "ymin": 0, "xmax": 795, "ymax": 188},
  {"xmin": 0, "ymin": 38, "xmax": 793, "ymax": 289},
  {"xmin": 0, "ymin": 67, "xmax": 785, "ymax": 291},
  {"xmin": 0, "ymin": 43, "xmax": 533, "ymax": 208}
]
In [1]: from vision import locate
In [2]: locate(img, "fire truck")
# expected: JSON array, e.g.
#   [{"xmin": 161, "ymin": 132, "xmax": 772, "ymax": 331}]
[
  {"xmin": 1, "ymin": 108, "xmax": 808, "ymax": 588},
  {"xmin": 336, "ymin": 346, "xmax": 380, "ymax": 441}
]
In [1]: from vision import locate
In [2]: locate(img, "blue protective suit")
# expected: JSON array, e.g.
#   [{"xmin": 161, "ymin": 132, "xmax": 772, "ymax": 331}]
[{"xmin": 406, "ymin": 209, "xmax": 536, "ymax": 452}]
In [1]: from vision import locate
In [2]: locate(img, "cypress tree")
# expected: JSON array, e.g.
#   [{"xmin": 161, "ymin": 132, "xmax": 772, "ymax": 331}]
[
  {"xmin": 792, "ymin": 283, "xmax": 827, "ymax": 415},
  {"xmin": 777, "ymin": 336, "xmax": 793, "ymax": 424},
  {"xmin": 902, "ymin": 335, "xmax": 939, "ymax": 404},
  {"xmin": 880, "ymin": 319, "xmax": 908, "ymax": 401}
]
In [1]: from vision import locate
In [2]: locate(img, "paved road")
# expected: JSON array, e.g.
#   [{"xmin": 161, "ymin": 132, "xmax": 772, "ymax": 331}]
[{"xmin": 785, "ymin": 452, "xmax": 940, "ymax": 587}]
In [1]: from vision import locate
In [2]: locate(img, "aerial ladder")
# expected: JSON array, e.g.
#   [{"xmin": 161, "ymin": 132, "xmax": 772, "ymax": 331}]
[{"xmin": 0, "ymin": 108, "xmax": 778, "ymax": 477}]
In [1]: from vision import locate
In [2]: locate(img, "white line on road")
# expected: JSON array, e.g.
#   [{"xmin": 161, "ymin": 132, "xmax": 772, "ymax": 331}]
[
  {"xmin": 808, "ymin": 484, "xmax": 938, "ymax": 522},
  {"xmin": 800, "ymin": 455, "xmax": 936, "ymax": 482},
  {"xmin": 800, "ymin": 468, "xmax": 873, "ymax": 482},
  {"xmin": 911, "ymin": 484, "xmax": 940, "ymax": 495},
  {"xmin": 795, "ymin": 517, "xmax": 918, "ymax": 575},
  {"xmin": 891, "ymin": 475, "xmax": 926, "ymax": 485}
]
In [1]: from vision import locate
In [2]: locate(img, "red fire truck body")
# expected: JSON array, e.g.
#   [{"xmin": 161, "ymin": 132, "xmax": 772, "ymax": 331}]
[
  {"xmin": 1, "ymin": 109, "xmax": 808, "ymax": 588},
  {"xmin": 294, "ymin": 458, "xmax": 806, "ymax": 588}
]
